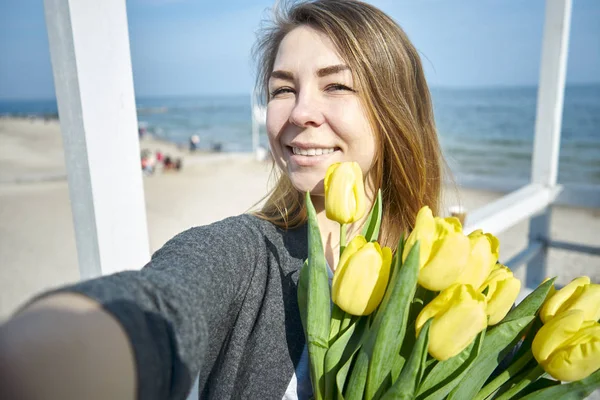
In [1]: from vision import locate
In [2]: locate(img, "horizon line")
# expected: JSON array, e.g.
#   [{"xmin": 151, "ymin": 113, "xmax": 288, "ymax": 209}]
[{"xmin": 1, "ymin": 82, "xmax": 599, "ymax": 103}]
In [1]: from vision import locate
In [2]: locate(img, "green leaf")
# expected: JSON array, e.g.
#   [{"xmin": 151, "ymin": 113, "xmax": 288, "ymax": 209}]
[
  {"xmin": 447, "ymin": 316, "xmax": 534, "ymax": 400},
  {"xmin": 502, "ymin": 278, "xmax": 556, "ymax": 323},
  {"xmin": 305, "ymin": 192, "xmax": 332, "ymax": 399},
  {"xmin": 391, "ymin": 354, "xmax": 407, "ymax": 384},
  {"xmin": 336, "ymin": 344, "xmax": 361, "ymax": 399},
  {"xmin": 381, "ymin": 319, "xmax": 432, "ymax": 400},
  {"xmin": 402, "ymin": 287, "xmax": 436, "ymax": 360},
  {"xmin": 339, "ymin": 313, "xmax": 354, "ymax": 335},
  {"xmin": 345, "ymin": 350, "xmax": 369, "ymax": 400},
  {"xmin": 363, "ymin": 240, "xmax": 421, "ymax": 398},
  {"xmin": 336, "ymin": 357, "xmax": 352, "ymax": 400},
  {"xmin": 361, "ymin": 189, "xmax": 382, "ymax": 242},
  {"xmin": 329, "ymin": 304, "xmax": 345, "ymax": 345},
  {"xmin": 298, "ymin": 259, "xmax": 309, "ymax": 337},
  {"xmin": 517, "ymin": 377, "xmax": 561, "ymax": 398},
  {"xmin": 472, "ymin": 349, "xmax": 535, "ymax": 400},
  {"xmin": 494, "ymin": 364, "xmax": 545, "ymax": 400},
  {"xmin": 417, "ymin": 328, "xmax": 486, "ymax": 400},
  {"xmin": 325, "ymin": 317, "xmax": 368, "ymax": 399}
]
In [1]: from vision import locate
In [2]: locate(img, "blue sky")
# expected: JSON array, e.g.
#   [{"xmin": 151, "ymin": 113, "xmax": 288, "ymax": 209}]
[{"xmin": 0, "ymin": 0, "xmax": 598, "ymax": 100}]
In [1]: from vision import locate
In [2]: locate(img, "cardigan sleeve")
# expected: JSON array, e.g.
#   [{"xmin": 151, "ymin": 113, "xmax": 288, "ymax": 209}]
[{"xmin": 39, "ymin": 214, "xmax": 263, "ymax": 399}]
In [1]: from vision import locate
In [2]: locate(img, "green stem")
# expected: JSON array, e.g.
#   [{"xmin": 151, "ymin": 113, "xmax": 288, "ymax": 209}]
[
  {"xmin": 340, "ymin": 223, "xmax": 347, "ymax": 257},
  {"xmin": 474, "ymin": 350, "xmax": 534, "ymax": 400},
  {"xmin": 494, "ymin": 364, "xmax": 545, "ymax": 400}
]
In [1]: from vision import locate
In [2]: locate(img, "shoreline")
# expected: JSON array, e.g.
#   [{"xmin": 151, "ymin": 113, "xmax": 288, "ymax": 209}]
[{"xmin": 1, "ymin": 117, "xmax": 599, "ymax": 320}]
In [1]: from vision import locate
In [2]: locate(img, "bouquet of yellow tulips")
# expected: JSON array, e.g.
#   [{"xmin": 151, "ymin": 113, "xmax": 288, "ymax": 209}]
[{"xmin": 298, "ymin": 161, "xmax": 600, "ymax": 400}]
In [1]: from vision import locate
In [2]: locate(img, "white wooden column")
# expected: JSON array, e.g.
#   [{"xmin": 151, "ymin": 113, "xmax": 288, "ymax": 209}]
[
  {"xmin": 44, "ymin": 0, "xmax": 150, "ymax": 279},
  {"xmin": 526, "ymin": 0, "xmax": 572, "ymax": 287}
]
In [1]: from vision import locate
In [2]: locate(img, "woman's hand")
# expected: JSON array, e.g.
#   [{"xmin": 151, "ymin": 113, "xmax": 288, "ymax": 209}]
[{"xmin": 0, "ymin": 293, "xmax": 136, "ymax": 400}]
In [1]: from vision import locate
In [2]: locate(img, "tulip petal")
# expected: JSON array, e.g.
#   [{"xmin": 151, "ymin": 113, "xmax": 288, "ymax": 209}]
[
  {"xmin": 364, "ymin": 246, "xmax": 392, "ymax": 315},
  {"xmin": 480, "ymin": 266, "xmax": 521, "ymax": 325},
  {"xmin": 351, "ymin": 162, "xmax": 366, "ymax": 221},
  {"xmin": 332, "ymin": 242, "xmax": 385, "ymax": 316},
  {"xmin": 403, "ymin": 206, "xmax": 435, "ymax": 265},
  {"xmin": 541, "ymin": 276, "xmax": 591, "ymax": 323},
  {"xmin": 416, "ymin": 284, "xmax": 487, "ymax": 361},
  {"xmin": 324, "ymin": 162, "xmax": 365, "ymax": 224},
  {"xmin": 558, "ymin": 283, "xmax": 600, "ymax": 323},
  {"xmin": 416, "ymin": 284, "xmax": 458, "ymax": 336},
  {"xmin": 533, "ymin": 309, "xmax": 585, "ymax": 364},
  {"xmin": 443, "ymin": 216, "xmax": 464, "ymax": 233},
  {"xmin": 334, "ymin": 236, "xmax": 367, "ymax": 283},
  {"xmin": 326, "ymin": 167, "xmax": 356, "ymax": 223},
  {"xmin": 419, "ymin": 233, "xmax": 469, "ymax": 291},
  {"xmin": 324, "ymin": 162, "xmax": 340, "ymax": 194},
  {"xmin": 429, "ymin": 301, "xmax": 487, "ymax": 360},
  {"xmin": 544, "ymin": 322, "xmax": 600, "ymax": 381},
  {"xmin": 456, "ymin": 231, "xmax": 496, "ymax": 289},
  {"xmin": 487, "ymin": 233, "xmax": 500, "ymax": 261},
  {"xmin": 429, "ymin": 285, "xmax": 487, "ymax": 360},
  {"xmin": 486, "ymin": 276, "xmax": 521, "ymax": 325}
]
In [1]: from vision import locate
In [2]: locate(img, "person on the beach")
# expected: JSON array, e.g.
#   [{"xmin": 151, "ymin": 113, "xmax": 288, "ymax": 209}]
[
  {"xmin": 0, "ymin": 1, "xmax": 443, "ymax": 399},
  {"xmin": 141, "ymin": 151, "xmax": 156, "ymax": 175},
  {"xmin": 189, "ymin": 134, "xmax": 200, "ymax": 152}
]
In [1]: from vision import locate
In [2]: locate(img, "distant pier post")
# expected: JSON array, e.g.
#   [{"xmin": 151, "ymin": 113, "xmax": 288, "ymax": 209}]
[{"xmin": 527, "ymin": 0, "xmax": 572, "ymax": 288}]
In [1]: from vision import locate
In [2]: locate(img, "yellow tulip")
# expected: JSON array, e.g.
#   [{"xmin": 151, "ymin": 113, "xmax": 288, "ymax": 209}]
[
  {"xmin": 402, "ymin": 206, "xmax": 470, "ymax": 291},
  {"xmin": 540, "ymin": 276, "xmax": 600, "ymax": 323},
  {"xmin": 324, "ymin": 162, "xmax": 366, "ymax": 224},
  {"xmin": 332, "ymin": 235, "xmax": 392, "ymax": 316},
  {"xmin": 416, "ymin": 283, "xmax": 488, "ymax": 361},
  {"xmin": 532, "ymin": 309, "xmax": 600, "ymax": 381},
  {"xmin": 455, "ymin": 229, "xmax": 500, "ymax": 289},
  {"xmin": 479, "ymin": 264, "xmax": 521, "ymax": 325}
]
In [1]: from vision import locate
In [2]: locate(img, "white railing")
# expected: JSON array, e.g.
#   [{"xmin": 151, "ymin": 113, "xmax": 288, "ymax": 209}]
[{"xmin": 463, "ymin": 183, "xmax": 563, "ymax": 236}]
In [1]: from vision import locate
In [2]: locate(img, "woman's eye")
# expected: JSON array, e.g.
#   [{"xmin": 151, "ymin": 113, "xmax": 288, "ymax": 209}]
[
  {"xmin": 270, "ymin": 87, "xmax": 295, "ymax": 98},
  {"xmin": 325, "ymin": 83, "xmax": 356, "ymax": 92}
]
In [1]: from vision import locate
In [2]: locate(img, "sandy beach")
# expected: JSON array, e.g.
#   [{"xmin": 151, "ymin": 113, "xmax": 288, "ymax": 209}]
[{"xmin": 1, "ymin": 117, "xmax": 599, "ymax": 320}]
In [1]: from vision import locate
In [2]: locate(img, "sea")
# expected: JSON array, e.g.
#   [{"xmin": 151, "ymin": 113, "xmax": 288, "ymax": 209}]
[{"xmin": 1, "ymin": 85, "xmax": 599, "ymax": 188}]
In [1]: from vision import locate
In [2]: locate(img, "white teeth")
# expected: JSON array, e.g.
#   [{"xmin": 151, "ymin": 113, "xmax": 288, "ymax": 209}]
[{"xmin": 292, "ymin": 147, "xmax": 336, "ymax": 156}]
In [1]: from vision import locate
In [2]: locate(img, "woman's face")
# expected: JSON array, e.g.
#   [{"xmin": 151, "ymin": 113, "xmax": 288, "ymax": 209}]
[{"xmin": 266, "ymin": 25, "xmax": 376, "ymax": 194}]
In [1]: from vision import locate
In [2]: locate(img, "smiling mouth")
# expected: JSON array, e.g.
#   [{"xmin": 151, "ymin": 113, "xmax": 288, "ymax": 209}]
[{"xmin": 290, "ymin": 146, "xmax": 340, "ymax": 156}]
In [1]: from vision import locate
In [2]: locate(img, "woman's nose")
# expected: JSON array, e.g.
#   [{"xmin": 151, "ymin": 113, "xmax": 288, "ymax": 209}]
[{"xmin": 289, "ymin": 91, "xmax": 325, "ymax": 128}]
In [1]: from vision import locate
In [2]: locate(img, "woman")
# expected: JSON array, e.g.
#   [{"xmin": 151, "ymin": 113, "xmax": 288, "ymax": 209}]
[{"xmin": 0, "ymin": 1, "xmax": 443, "ymax": 399}]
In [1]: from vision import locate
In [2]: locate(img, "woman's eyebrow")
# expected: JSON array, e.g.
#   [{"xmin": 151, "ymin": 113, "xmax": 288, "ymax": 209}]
[
  {"xmin": 317, "ymin": 64, "xmax": 350, "ymax": 77},
  {"xmin": 270, "ymin": 70, "xmax": 294, "ymax": 81},
  {"xmin": 270, "ymin": 64, "xmax": 350, "ymax": 81}
]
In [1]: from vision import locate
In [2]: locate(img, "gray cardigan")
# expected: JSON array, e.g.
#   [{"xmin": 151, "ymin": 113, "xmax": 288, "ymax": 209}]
[{"xmin": 49, "ymin": 214, "xmax": 310, "ymax": 399}]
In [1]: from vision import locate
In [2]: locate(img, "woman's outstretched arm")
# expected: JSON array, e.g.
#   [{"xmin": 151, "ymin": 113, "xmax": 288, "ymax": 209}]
[
  {"xmin": 0, "ymin": 293, "xmax": 136, "ymax": 400},
  {"xmin": 0, "ymin": 215, "xmax": 262, "ymax": 400}
]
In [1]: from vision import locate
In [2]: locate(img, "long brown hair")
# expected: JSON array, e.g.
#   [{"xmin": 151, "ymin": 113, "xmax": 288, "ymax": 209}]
[{"xmin": 252, "ymin": 0, "xmax": 443, "ymax": 248}]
